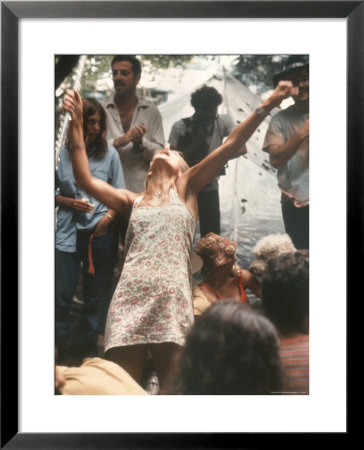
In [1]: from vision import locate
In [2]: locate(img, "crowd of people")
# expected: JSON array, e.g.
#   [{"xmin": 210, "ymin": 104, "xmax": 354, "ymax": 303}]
[{"xmin": 55, "ymin": 54, "xmax": 309, "ymax": 396}]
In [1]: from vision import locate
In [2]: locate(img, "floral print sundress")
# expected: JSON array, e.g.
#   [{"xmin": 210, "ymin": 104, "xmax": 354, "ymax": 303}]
[{"xmin": 104, "ymin": 187, "xmax": 196, "ymax": 351}]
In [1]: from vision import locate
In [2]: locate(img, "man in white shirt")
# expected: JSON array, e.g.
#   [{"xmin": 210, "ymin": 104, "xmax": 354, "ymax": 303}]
[{"xmin": 101, "ymin": 55, "xmax": 165, "ymax": 193}]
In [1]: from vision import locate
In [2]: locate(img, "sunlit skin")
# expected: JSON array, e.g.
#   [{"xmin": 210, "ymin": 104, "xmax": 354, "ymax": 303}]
[
  {"xmin": 143, "ymin": 148, "xmax": 188, "ymax": 202},
  {"xmin": 150, "ymin": 147, "xmax": 186, "ymax": 174}
]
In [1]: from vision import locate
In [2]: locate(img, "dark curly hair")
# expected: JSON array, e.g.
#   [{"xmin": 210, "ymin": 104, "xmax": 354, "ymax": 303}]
[
  {"xmin": 111, "ymin": 55, "xmax": 141, "ymax": 76},
  {"xmin": 261, "ymin": 250, "xmax": 309, "ymax": 334},
  {"xmin": 82, "ymin": 97, "xmax": 108, "ymax": 159},
  {"xmin": 169, "ymin": 301, "xmax": 282, "ymax": 395},
  {"xmin": 190, "ymin": 85, "xmax": 222, "ymax": 109}
]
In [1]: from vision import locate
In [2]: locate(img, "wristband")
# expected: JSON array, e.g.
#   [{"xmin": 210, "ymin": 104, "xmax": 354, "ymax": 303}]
[{"xmin": 255, "ymin": 105, "xmax": 269, "ymax": 118}]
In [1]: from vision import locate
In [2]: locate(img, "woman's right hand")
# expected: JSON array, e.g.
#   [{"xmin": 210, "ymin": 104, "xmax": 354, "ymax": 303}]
[{"xmin": 265, "ymin": 80, "xmax": 298, "ymax": 109}]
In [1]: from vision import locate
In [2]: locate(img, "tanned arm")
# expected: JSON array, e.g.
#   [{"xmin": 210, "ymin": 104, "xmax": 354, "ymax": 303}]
[{"xmin": 63, "ymin": 90, "xmax": 137, "ymax": 215}]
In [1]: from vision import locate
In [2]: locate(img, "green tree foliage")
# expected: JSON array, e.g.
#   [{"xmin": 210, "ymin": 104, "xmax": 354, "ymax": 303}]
[
  {"xmin": 232, "ymin": 54, "xmax": 309, "ymax": 94},
  {"xmin": 55, "ymin": 55, "xmax": 195, "ymax": 129},
  {"xmin": 56, "ymin": 54, "xmax": 194, "ymax": 99},
  {"xmin": 141, "ymin": 55, "xmax": 193, "ymax": 70}
]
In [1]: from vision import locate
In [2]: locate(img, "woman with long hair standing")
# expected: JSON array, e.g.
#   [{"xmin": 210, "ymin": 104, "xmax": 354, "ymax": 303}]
[
  {"xmin": 56, "ymin": 97, "xmax": 125, "ymax": 363},
  {"xmin": 62, "ymin": 80, "xmax": 292, "ymax": 390}
]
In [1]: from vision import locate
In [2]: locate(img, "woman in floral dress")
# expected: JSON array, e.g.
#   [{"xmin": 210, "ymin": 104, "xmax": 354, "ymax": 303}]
[{"xmin": 63, "ymin": 81, "xmax": 291, "ymax": 390}]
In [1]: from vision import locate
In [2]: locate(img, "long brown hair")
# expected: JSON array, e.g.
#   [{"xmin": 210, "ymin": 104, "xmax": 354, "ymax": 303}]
[{"xmin": 82, "ymin": 97, "xmax": 108, "ymax": 159}]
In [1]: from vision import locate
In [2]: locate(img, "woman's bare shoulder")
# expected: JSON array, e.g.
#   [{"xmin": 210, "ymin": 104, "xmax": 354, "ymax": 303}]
[{"xmin": 115, "ymin": 189, "xmax": 140, "ymax": 212}]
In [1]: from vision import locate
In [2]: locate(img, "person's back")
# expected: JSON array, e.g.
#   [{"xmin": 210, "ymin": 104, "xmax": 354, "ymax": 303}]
[
  {"xmin": 279, "ymin": 334, "xmax": 309, "ymax": 394},
  {"xmin": 261, "ymin": 250, "xmax": 309, "ymax": 394}
]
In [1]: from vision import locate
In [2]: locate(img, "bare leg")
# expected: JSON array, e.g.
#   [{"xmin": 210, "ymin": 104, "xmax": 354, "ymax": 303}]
[
  {"xmin": 150, "ymin": 342, "xmax": 182, "ymax": 393},
  {"xmin": 105, "ymin": 344, "xmax": 148, "ymax": 384}
]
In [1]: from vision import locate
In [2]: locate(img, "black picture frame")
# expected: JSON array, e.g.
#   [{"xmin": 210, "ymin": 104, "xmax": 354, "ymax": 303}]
[{"xmin": 1, "ymin": 1, "xmax": 358, "ymax": 448}]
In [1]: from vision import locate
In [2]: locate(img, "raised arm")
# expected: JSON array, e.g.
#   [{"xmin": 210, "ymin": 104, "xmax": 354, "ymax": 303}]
[
  {"xmin": 183, "ymin": 81, "xmax": 296, "ymax": 195},
  {"xmin": 63, "ymin": 90, "xmax": 136, "ymax": 214}
]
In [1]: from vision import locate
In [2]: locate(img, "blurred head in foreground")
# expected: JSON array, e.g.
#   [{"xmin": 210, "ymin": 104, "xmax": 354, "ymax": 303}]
[{"xmin": 169, "ymin": 301, "xmax": 282, "ymax": 395}]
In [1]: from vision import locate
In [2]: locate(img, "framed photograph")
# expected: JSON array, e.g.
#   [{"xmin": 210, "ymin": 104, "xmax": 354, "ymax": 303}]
[{"xmin": 2, "ymin": 1, "xmax": 358, "ymax": 447}]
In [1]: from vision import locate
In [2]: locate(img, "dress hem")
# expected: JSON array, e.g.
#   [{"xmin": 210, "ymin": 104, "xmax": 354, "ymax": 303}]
[{"xmin": 105, "ymin": 338, "xmax": 185, "ymax": 352}]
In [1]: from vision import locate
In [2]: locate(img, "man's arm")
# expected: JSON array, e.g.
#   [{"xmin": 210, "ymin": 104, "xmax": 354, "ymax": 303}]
[
  {"xmin": 113, "ymin": 108, "xmax": 165, "ymax": 160},
  {"xmin": 267, "ymin": 119, "xmax": 309, "ymax": 169},
  {"xmin": 101, "ymin": 100, "xmax": 148, "ymax": 152},
  {"xmin": 110, "ymin": 124, "xmax": 145, "ymax": 150}
]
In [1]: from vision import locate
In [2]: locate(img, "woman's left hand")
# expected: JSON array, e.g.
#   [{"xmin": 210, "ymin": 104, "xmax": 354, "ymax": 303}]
[{"xmin": 63, "ymin": 89, "xmax": 83, "ymax": 124}]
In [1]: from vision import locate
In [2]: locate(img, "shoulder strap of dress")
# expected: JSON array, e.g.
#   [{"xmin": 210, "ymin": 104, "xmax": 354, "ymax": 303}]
[
  {"xmin": 169, "ymin": 186, "xmax": 181, "ymax": 204},
  {"xmin": 133, "ymin": 195, "xmax": 144, "ymax": 209}
]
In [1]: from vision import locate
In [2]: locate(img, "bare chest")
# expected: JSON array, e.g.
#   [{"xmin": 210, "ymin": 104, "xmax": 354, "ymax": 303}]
[{"xmin": 118, "ymin": 108, "xmax": 134, "ymax": 132}]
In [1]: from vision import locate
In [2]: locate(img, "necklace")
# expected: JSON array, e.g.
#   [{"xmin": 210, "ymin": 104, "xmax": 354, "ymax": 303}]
[
  {"xmin": 149, "ymin": 190, "xmax": 169, "ymax": 198},
  {"xmin": 143, "ymin": 190, "xmax": 170, "ymax": 207}
]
